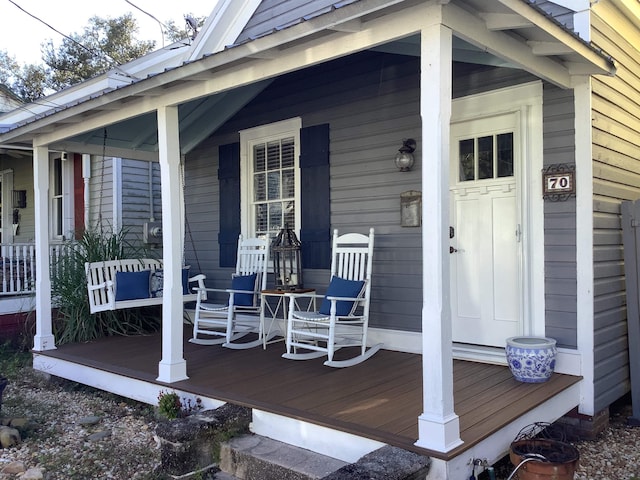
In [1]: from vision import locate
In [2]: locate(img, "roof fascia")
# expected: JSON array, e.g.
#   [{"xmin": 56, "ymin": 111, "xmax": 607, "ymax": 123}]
[
  {"xmin": 114, "ymin": 40, "xmax": 192, "ymax": 79},
  {"xmin": 187, "ymin": 0, "xmax": 263, "ymax": 61},
  {"xmin": 0, "ymin": 72, "xmax": 134, "ymax": 125},
  {"xmin": 496, "ymin": 0, "xmax": 615, "ymax": 75},
  {"xmin": 0, "ymin": 0, "xmax": 614, "ymax": 145}
]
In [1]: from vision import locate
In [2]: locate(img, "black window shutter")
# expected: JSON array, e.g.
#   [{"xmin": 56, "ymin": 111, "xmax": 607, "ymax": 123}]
[
  {"xmin": 300, "ymin": 124, "xmax": 330, "ymax": 269},
  {"xmin": 218, "ymin": 142, "xmax": 240, "ymax": 268}
]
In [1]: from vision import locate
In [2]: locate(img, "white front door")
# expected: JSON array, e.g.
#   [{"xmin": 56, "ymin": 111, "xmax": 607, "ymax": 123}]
[{"xmin": 450, "ymin": 112, "xmax": 522, "ymax": 347}]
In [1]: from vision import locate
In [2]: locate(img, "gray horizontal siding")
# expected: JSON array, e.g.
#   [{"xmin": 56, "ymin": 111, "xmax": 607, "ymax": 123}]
[
  {"xmin": 185, "ymin": 52, "xmax": 551, "ymax": 334},
  {"xmin": 236, "ymin": 0, "xmax": 346, "ymax": 43},
  {"xmin": 186, "ymin": 52, "xmax": 426, "ymax": 328},
  {"xmin": 542, "ymin": 83, "xmax": 577, "ymax": 348},
  {"xmin": 591, "ymin": 3, "xmax": 640, "ymax": 411},
  {"xmin": 120, "ymin": 159, "xmax": 160, "ymax": 246}
]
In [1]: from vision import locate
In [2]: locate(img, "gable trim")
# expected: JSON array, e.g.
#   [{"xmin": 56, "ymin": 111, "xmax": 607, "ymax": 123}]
[{"xmin": 188, "ymin": 0, "xmax": 263, "ymax": 61}]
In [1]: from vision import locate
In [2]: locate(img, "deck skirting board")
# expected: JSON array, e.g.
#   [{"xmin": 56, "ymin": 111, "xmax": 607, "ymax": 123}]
[
  {"xmin": 32, "ymin": 353, "xmax": 225, "ymax": 411},
  {"xmin": 251, "ymin": 409, "xmax": 386, "ymax": 463}
]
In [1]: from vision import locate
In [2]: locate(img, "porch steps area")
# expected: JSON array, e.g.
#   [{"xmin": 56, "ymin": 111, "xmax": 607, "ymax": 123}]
[
  {"xmin": 218, "ymin": 434, "xmax": 432, "ymax": 479},
  {"xmin": 219, "ymin": 434, "xmax": 348, "ymax": 479}
]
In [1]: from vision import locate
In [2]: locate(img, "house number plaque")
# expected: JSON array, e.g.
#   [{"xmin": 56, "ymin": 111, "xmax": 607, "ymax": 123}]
[{"xmin": 542, "ymin": 164, "xmax": 575, "ymax": 202}]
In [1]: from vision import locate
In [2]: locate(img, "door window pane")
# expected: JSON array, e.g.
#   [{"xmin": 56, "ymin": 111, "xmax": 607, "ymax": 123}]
[
  {"xmin": 497, "ymin": 133, "xmax": 514, "ymax": 177},
  {"xmin": 459, "ymin": 139, "xmax": 475, "ymax": 181},
  {"xmin": 459, "ymin": 132, "xmax": 514, "ymax": 181},
  {"xmin": 477, "ymin": 136, "xmax": 493, "ymax": 180}
]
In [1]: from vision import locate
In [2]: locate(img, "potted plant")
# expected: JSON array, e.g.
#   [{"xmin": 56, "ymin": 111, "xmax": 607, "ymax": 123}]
[{"xmin": 505, "ymin": 336, "xmax": 557, "ymax": 382}]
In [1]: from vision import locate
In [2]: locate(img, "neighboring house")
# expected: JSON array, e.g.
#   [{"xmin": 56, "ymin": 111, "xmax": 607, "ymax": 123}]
[
  {"xmin": 0, "ymin": 0, "xmax": 638, "ymax": 478},
  {"xmin": 0, "ymin": 84, "xmax": 161, "ymax": 331}
]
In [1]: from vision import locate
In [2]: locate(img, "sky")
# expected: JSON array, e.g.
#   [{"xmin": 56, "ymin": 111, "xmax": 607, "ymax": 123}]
[{"xmin": 0, "ymin": 0, "xmax": 219, "ymax": 65}]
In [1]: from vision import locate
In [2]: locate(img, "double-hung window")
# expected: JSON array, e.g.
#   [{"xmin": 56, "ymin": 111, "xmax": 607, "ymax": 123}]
[
  {"xmin": 240, "ymin": 118, "xmax": 301, "ymax": 240},
  {"xmin": 50, "ymin": 155, "xmax": 73, "ymax": 241}
]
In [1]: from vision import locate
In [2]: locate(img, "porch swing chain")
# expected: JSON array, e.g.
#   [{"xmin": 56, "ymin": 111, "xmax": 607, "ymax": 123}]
[
  {"xmin": 96, "ymin": 128, "xmax": 107, "ymax": 231},
  {"xmin": 181, "ymin": 160, "xmax": 202, "ymax": 274}
]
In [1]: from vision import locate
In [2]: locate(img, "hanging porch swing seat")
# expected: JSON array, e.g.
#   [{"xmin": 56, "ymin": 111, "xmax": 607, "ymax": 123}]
[{"xmin": 85, "ymin": 259, "xmax": 206, "ymax": 314}]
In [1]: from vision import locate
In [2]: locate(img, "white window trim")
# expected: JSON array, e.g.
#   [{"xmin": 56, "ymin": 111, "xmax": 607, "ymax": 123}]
[{"xmin": 239, "ymin": 117, "xmax": 302, "ymax": 240}]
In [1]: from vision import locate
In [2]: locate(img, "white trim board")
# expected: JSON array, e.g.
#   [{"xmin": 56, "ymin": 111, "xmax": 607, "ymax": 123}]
[{"xmin": 32, "ymin": 354, "xmax": 225, "ymax": 411}]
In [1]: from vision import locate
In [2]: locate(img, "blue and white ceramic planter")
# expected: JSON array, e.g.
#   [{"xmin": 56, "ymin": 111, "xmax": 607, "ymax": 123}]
[{"xmin": 505, "ymin": 336, "xmax": 557, "ymax": 383}]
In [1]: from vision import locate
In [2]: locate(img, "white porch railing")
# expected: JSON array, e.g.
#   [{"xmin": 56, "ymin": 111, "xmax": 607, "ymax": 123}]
[{"xmin": 0, "ymin": 243, "xmax": 73, "ymax": 296}]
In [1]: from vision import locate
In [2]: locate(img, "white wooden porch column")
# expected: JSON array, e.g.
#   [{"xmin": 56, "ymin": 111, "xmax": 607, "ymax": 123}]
[
  {"xmin": 156, "ymin": 105, "xmax": 188, "ymax": 382},
  {"xmin": 32, "ymin": 143, "xmax": 55, "ymax": 351},
  {"xmin": 415, "ymin": 21, "xmax": 463, "ymax": 452}
]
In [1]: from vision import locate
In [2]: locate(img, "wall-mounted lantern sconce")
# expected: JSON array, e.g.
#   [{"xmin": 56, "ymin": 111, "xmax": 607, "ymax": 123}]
[{"xmin": 395, "ymin": 138, "xmax": 416, "ymax": 172}]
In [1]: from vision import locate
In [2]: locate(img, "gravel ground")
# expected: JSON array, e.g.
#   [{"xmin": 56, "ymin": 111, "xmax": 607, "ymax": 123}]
[
  {"xmin": 2, "ymin": 361, "xmax": 640, "ymax": 480},
  {"xmin": 0, "ymin": 367, "xmax": 161, "ymax": 479}
]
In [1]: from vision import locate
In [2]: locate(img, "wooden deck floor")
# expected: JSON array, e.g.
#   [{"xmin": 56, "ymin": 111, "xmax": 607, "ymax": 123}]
[{"xmin": 37, "ymin": 331, "xmax": 581, "ymax": 461}]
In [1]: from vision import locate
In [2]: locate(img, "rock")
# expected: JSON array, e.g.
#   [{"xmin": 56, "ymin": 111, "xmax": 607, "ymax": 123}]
[
  {"xmin": 155, "ymin": 404, "xmax": 251, "ymax": 477},
  {"xmin": 18, "ymin": 467, "xmax": 44, "ymax": 479},
  {"xmin": 87, "ymin": 430, "xmax": 111, "ymax": 441},
  {"xmin": 7, "ymin": 418, "xmax": 29, "ymax": 429},
  {"xmin": 78, "ymin": 415, "xmax": 101, "ymax": 425},
  {"xmin": 1, "ymin": 461, "xmax": 26, "ymax": 474},
  {"xmin": 321, "ymin": 445, "xmax": 431, "ymax": 480},
  {"xmin": 0, "ymin": 425, "xmax": 21, "ymax": 448}
]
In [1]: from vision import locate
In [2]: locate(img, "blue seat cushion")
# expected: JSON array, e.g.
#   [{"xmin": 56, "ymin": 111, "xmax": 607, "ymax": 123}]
[
  {"xmin": 115, "ymin": 270, "xmax": 151, "ymax": 301},
  {"xmin": 231, "ymin": 273, "xmax": 257, "ymax": 306},
  {"xmin": 149, "ymin": 267, "xmax": 191, "ymax": 298},
  {"xmin": 319, "ymin": 276, "xmax": 365, "ymax": 316}
]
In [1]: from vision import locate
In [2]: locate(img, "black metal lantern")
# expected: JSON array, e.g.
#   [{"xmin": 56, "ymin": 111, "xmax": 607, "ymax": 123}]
[{"xmin": 272, "ymin": 225, "xmax": 303, "ymax": 290}]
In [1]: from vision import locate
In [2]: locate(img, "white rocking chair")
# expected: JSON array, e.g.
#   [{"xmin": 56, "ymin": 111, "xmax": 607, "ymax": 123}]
[
  {"xmin": 189, "ymin": 235, "xmax": 269, "ymax": 349},
  {"xmin": 283, "ymin": 228, "xmax": 382, "ymax": 367}
]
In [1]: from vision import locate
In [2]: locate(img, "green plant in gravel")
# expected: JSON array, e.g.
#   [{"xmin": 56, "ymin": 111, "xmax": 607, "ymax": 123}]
[
  {"xmin": 157, "ymin": 390, "xmax": 203, "ymax": 419},
  {"xmin": 51, "ymin": 226, "xmax": 162, "ymax": 344},
  {"xmin": 157, "ymin": 390, "xmax": 182, "ymax": 419}
]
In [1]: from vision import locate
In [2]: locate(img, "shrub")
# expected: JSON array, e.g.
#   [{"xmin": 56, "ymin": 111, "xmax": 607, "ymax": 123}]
[
  {"xmin": 157, "ymin": 390, "xmax": 203, "ymax": 419},
  {"xmin": 157, "ymin": 391, "xmax": 182, "ymax": 420}
]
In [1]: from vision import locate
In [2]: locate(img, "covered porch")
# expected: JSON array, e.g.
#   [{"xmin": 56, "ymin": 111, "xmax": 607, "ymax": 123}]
[
  {"xmin": 0, "ymin": 1, "xmax": 613, "ymax": 477},
  {"xmin": 33, "ymin": 328, "xmax": 581, "ymax": 473}
]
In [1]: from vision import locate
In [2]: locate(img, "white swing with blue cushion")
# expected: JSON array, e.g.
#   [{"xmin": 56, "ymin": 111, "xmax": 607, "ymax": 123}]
[
  {"xmin": 85, "ymin": 259, "xmax": 206, "ymax": 314},
  {"xmin": 190, "ymin": 235, "xmax": 269, "ymax": 348},
  {"xmin": 283, "ymin": 228, "xmax": 381, "ymax": 367}
]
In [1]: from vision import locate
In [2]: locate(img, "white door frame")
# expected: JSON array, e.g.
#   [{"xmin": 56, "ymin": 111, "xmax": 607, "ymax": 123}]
[{"xmin": 450, "ymin": 81, "xmax": 545, "ymax": 363}]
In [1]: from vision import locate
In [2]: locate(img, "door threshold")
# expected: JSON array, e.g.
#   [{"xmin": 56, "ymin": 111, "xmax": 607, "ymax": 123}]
[{"xmin": 452, "ymin": 343, "xmax": 508, "ymax": 365}]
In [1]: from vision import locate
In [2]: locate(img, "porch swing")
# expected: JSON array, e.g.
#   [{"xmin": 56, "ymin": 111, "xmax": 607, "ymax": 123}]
[{"xmin": 85, "ymin": 129, "xmax": 206, "ymax": 314}]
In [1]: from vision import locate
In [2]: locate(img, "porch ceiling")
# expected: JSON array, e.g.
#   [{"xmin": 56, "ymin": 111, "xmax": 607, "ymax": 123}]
[{"xmin": 0, "ymin": 0, "xmax": 614, "ymax": 157}]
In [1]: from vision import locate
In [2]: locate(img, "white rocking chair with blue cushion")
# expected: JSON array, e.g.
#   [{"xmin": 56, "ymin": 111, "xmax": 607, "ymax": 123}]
[
  {"xmin": 283, "ymin": 228, "xmax": 381, "ymax": 367},
  {"xmin": 189, "ymin": 235, "xmax": 269, "ymax": 349}
]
